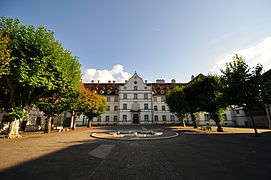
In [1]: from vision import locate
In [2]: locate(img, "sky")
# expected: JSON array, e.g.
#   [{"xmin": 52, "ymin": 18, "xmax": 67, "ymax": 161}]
[{"xmin": 1, "ymin": 0, "xmax": 271, "ymax": 83}]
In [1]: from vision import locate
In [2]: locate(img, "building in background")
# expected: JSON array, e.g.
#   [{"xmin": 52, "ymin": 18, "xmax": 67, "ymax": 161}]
[{"xmin": 80, "ymin": 72, "xmax": 185, "ymax": 125}]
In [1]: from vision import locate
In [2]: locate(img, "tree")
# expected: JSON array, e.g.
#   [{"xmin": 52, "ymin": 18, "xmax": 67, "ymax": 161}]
[
  {"xmin": 62, "ymin": 83, "xmax": 86, "ymax": 130},
  {"xmin": 0, "ymin": 30, "xmax": 14, "ymax": 77},
  {"xmin": 221, "ymin": 54, "xmax": 264, "ymax": 135},
  {"xmin": 37, "ymin": 97, "xmax": 64, "ymax": 133},
  {"xmin": 166, "ymin": 86, "xmax": 188, "ymax": 126},
  {"xmin": 0, "ymin": 17, "xmax": 81, "ymax": 137},
  {"xmin": 261, "ymin": 70, "xmax": 271, "ymax": 129},
  {"xmin": 183, "ymin": 81, "xmax": 203, "ymax": 128},
  {"xmin": 80, "ymin": 90, "xmax": 108, "ymax": 128},
  {"xmin": 194, "ymin": 76, "xmax": 227, "ymax": 132}
]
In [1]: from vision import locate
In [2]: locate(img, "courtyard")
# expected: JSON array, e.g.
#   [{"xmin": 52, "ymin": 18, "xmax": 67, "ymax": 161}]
[{"xmin": 0, "ymin": 125, "xmax": 270, "ymax": 180}]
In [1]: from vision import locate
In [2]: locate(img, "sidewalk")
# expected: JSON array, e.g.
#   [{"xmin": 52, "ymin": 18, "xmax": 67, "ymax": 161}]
[{"xmin": 169, "ymin": 126, "xmax": 271, "ymax": 134}]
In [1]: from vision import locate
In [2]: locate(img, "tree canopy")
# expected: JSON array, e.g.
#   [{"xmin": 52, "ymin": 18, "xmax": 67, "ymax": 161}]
[
  {"xmin": 221, "ymin": 54, "xmax": 264, "ymax": 134},
  {"xmin": 166, "ymin": 86, "xmax": 188, "ymax": 126},
  {"xmin": 0, "ymin": 17, "xmax": 81, "ymax": 136}
]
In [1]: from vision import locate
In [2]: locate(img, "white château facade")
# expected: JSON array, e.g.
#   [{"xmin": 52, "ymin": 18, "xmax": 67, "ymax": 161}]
[{"xmin": 80, "ymin": 72, "xmax": 185, "ymax": 125}]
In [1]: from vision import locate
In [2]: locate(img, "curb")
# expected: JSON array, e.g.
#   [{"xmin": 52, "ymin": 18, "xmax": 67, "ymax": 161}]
[{"xmin": 90, "ymin": 132, "xmax": 179, "ymax": 141}]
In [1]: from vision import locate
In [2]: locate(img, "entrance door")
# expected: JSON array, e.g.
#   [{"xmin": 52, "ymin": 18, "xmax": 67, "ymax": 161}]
[{"xmin": 133, "ymin": 114, "xmax": 139, "ymax": 124}]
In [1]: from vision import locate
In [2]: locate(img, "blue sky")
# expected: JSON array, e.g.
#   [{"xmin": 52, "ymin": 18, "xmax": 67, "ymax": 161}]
[{"xmin": 1, "ymin": 0, "xmax": 271, "ymax": 82}]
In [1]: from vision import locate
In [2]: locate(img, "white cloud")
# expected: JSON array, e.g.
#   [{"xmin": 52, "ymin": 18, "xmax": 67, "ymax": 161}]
[
  {"xmin": 210, "ymin": 37, "xmax": 271, "ymax": 74},
  {"xmin": 82, "ymin": 64, "xmax": 132, "ymax": 83}
]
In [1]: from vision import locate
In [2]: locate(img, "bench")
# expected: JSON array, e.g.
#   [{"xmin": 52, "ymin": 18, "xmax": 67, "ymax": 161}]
[{"xmin": 199, "ymin": 125, "xmax": 212, "ymax": 131}]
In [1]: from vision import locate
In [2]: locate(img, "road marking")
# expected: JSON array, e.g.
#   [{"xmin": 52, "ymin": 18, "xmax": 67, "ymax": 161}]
[{"xmin": 88, "ymin": 144, "xmax": 115, "ymax": 159}]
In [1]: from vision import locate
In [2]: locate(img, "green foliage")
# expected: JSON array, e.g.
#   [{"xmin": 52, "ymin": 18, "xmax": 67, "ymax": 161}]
[
  {"xmin": 83, "ymin": 91, "xmax": 108, "ymax": 119},
  {"xmin": 0, "ymin": 29, "xmax": 14, "ymax": 77},
  {"xmin": 221, "ymin": 54, "xmax": 263, "ymax": 109},
  {"xmin": 166, "ymin": 86, "xmax": 187, "ymax": 119},
  {"xmin": 0, "ymin": 17, "xmax": 81, "ymax": 117},
  {"xmin": 37, "ymin": 97, "xmax": 65, "ymax": 117},
  {"xmin": 9, "ymin": 108, "xmax": 27, "ymax": 119}
]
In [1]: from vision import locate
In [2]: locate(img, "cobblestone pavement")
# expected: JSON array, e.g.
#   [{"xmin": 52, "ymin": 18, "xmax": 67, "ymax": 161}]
[{"xmin": 0, "ymin": 125, "xmax": 270, "ymax": 180}]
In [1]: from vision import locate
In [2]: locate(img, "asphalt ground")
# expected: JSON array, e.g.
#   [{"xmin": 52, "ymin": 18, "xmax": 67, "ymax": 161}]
[{"xmin": 0, "ymin": 125, "xmax": 270, "ymax": 180}]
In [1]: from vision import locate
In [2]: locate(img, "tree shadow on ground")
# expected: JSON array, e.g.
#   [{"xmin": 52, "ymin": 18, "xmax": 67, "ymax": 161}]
[{"xmin": 0, "ymin": 140, "xmax": 104, "ymax": 180}]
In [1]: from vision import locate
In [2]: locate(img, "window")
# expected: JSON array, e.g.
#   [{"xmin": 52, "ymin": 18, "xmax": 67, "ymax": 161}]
[
  {"xmin": 161, "ymin": 97, "xmax": 165, "ymax": 102},
  {"xmin": 162, "ymin": 115, "xmax": 166, "ymax": 121},
  {"xmin": 114, "ymin": 116, "xmax": 118, "ymax": 122},
  {"xmin": 144, "ymin": 87, "xmax": 147, "ymax": 89},
  {"xmin": 134, "ymin": 93, "xmax": 138, "ymax": 99},
  {"xmin": 154, "ymin": 105, "xmax": 157, "ymax": 111},
  {"xmin": 144, "ymin": 103, "xmax": 148, "ymax": 110},
  {"xmin": 223, "ymin": 114, "xmax": 227, "ymax": 121},
  {"xmin": 123, "ymin": 104, "xmax": 127, "ymax": 110},
  {"xmin": 123, "ymin": 94, "xmax": 127, "ymax": 99},
  {"xmin": 107, "ymin": 97, "xmax": 110, "ymax": 102},
  {"xmin": 134, "ymin": 80, "xmax": 137, "ymax": 84},
  {"xmin": 36, "ymin": 117, "xmax": 42, "ymax": 126},
  {"xmin": 153, "ymin": 97, "xmax": 157, "ymax": 102},
  {"xmin": 123, "ymin": 115, "xmax": 127, "ymax": 121},
  {"xmin": 170, "ymin": 115, "xmax": 175, "ymax": 121},
  {"xmin": 154, "ymin": 115, "xmax": 158, "ymax": 121},
  {"xmin": 107, "ymin": 106, "xmax": 110, "ymax": 111},
  {"xmin": 106, "ymin": 116, "xmax": 109, "ymax": 122},
  {"xmin": 162, "ymin": 105, "xmax": 166, "ymax": 111},
  {"xmin": 144, "ymin": 115, "xmax": 149, "ymax": 121},
  {"xmin": 204, "ymin": 114, "xmax": 210, "ymax": 121},
  {"xmin": 114, "ymin": 97, "xmax": 118, "ymax": 102},
  {"xmin": 97, "ymin": 116, "xmax": 101, "ymax": 122},
  {"xmin": 134, "ymin": 86, "xmax": 137, "ymax": 90},
  {"xmin": 114, "ymin": 106, "xmax": 118, "ymax": 111},
  {"xmin": 144, "ymin": 93, "xmax": 148, "ymax": 99},
  {"xmin": 236, "ymin": 110, "xmax": 240, "ymax": 114},
  {"xmin": 124, "ymin": 87, "xmax": 127, "ymax": 90}
]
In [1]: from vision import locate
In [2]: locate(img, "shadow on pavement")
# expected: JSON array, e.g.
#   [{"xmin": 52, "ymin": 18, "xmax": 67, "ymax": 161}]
[{"xmin": 0, "ymin": 140, "xmax": 103, "ymax": 180}]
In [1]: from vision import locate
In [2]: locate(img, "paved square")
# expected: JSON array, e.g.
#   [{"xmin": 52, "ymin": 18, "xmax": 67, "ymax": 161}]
[{"xmin": 0, "ymin": 126, "xmax": 270, "ymax": 180}]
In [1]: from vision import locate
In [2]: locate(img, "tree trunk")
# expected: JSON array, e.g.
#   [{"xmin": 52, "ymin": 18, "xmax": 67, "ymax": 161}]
[
  {"xmin": 70, "ymin": 115, "xmax": 74, "ymax": 129},
  {"xmin": 6, "ymin": 117, "xmax": 21, "ymax": 138},
  {"xmin": 214, "ymin": 120, "xmax": 223, "ymax": 132},
  {"xmin": 248, "ymin": 109, "xmax": 258, "ymax": 135},
  {"xmin": 180, "ymin": 117, "xmax": 186, "ymax": 127},
  {"xmin": 72, "ymin": 115, "xmax": 77, "ymax": 130},
  {"xmin": 190, "ymin": 113, "xmax": 197, "ymax": 128},
  {"xmin": 45, "ymin": 116, "xmax": 52, "ymax": 133},
  {"xmin": 87, "ymin": 117, "xmax": 92, "ymax": 128}
]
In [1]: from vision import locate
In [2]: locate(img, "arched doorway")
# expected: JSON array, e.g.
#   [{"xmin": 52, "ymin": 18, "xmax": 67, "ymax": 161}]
[{"xmin": 133, "ymin": 114, "xmax": 139, "ymax": 124}]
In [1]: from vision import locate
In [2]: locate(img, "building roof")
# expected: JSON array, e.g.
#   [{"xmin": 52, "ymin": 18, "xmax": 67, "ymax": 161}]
[
  {"xmin": 84, "ymin": 82, "xmax": 187, "ymax": 95},
  {"xmin": 84, "ymin": 73, "xmax": 202, "ymax": 95}
]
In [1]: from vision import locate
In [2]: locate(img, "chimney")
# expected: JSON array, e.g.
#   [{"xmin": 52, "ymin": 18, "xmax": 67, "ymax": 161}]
[
  {"xmin": 191, "ymin": 75, "xmax": 195, "ymax": 80},
  {"xmin": 156, "ymin": 79, "xmax": 165, "ymax": 83},
  {"xmin": 98, "ymin": 80, "xmax": 100, "ymax": 83},
  {"xmin": 113, "ymin": 80, "xmax": 115, "ymax": 84},
  {"xmin": 145, "ymin": 80, "xmax": 147, "ymax": 83},
  {"xmin": 171, "ymin": 79, "xmax": 176, "ymax": 83},
  {"xmin": 91, "ymin": 80, "xmax": 94, "ymax": 83},
  {"xmin": 108, "ymin": 80, "xmax": 111, "ymax": 83},
  {"xmin": 125, "ymin": 80, "xmax": 128, "ymax": 83}
]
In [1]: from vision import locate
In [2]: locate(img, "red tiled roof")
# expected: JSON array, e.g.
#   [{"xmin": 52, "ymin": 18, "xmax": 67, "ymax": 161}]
[
  {"xmin": 149, "ymin": 83, "xmax": 186, "ymax": 95},
  {"xmin": 83, "ymin": 82, "xmax": 186, "ymax": 95},
  {"xmin": 188, "ymin": 73, "xmax": 206, "ymax": 84},
  {"xmin": 84, "ymin": 83, "xmax": 124, "ymax": 95}
]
